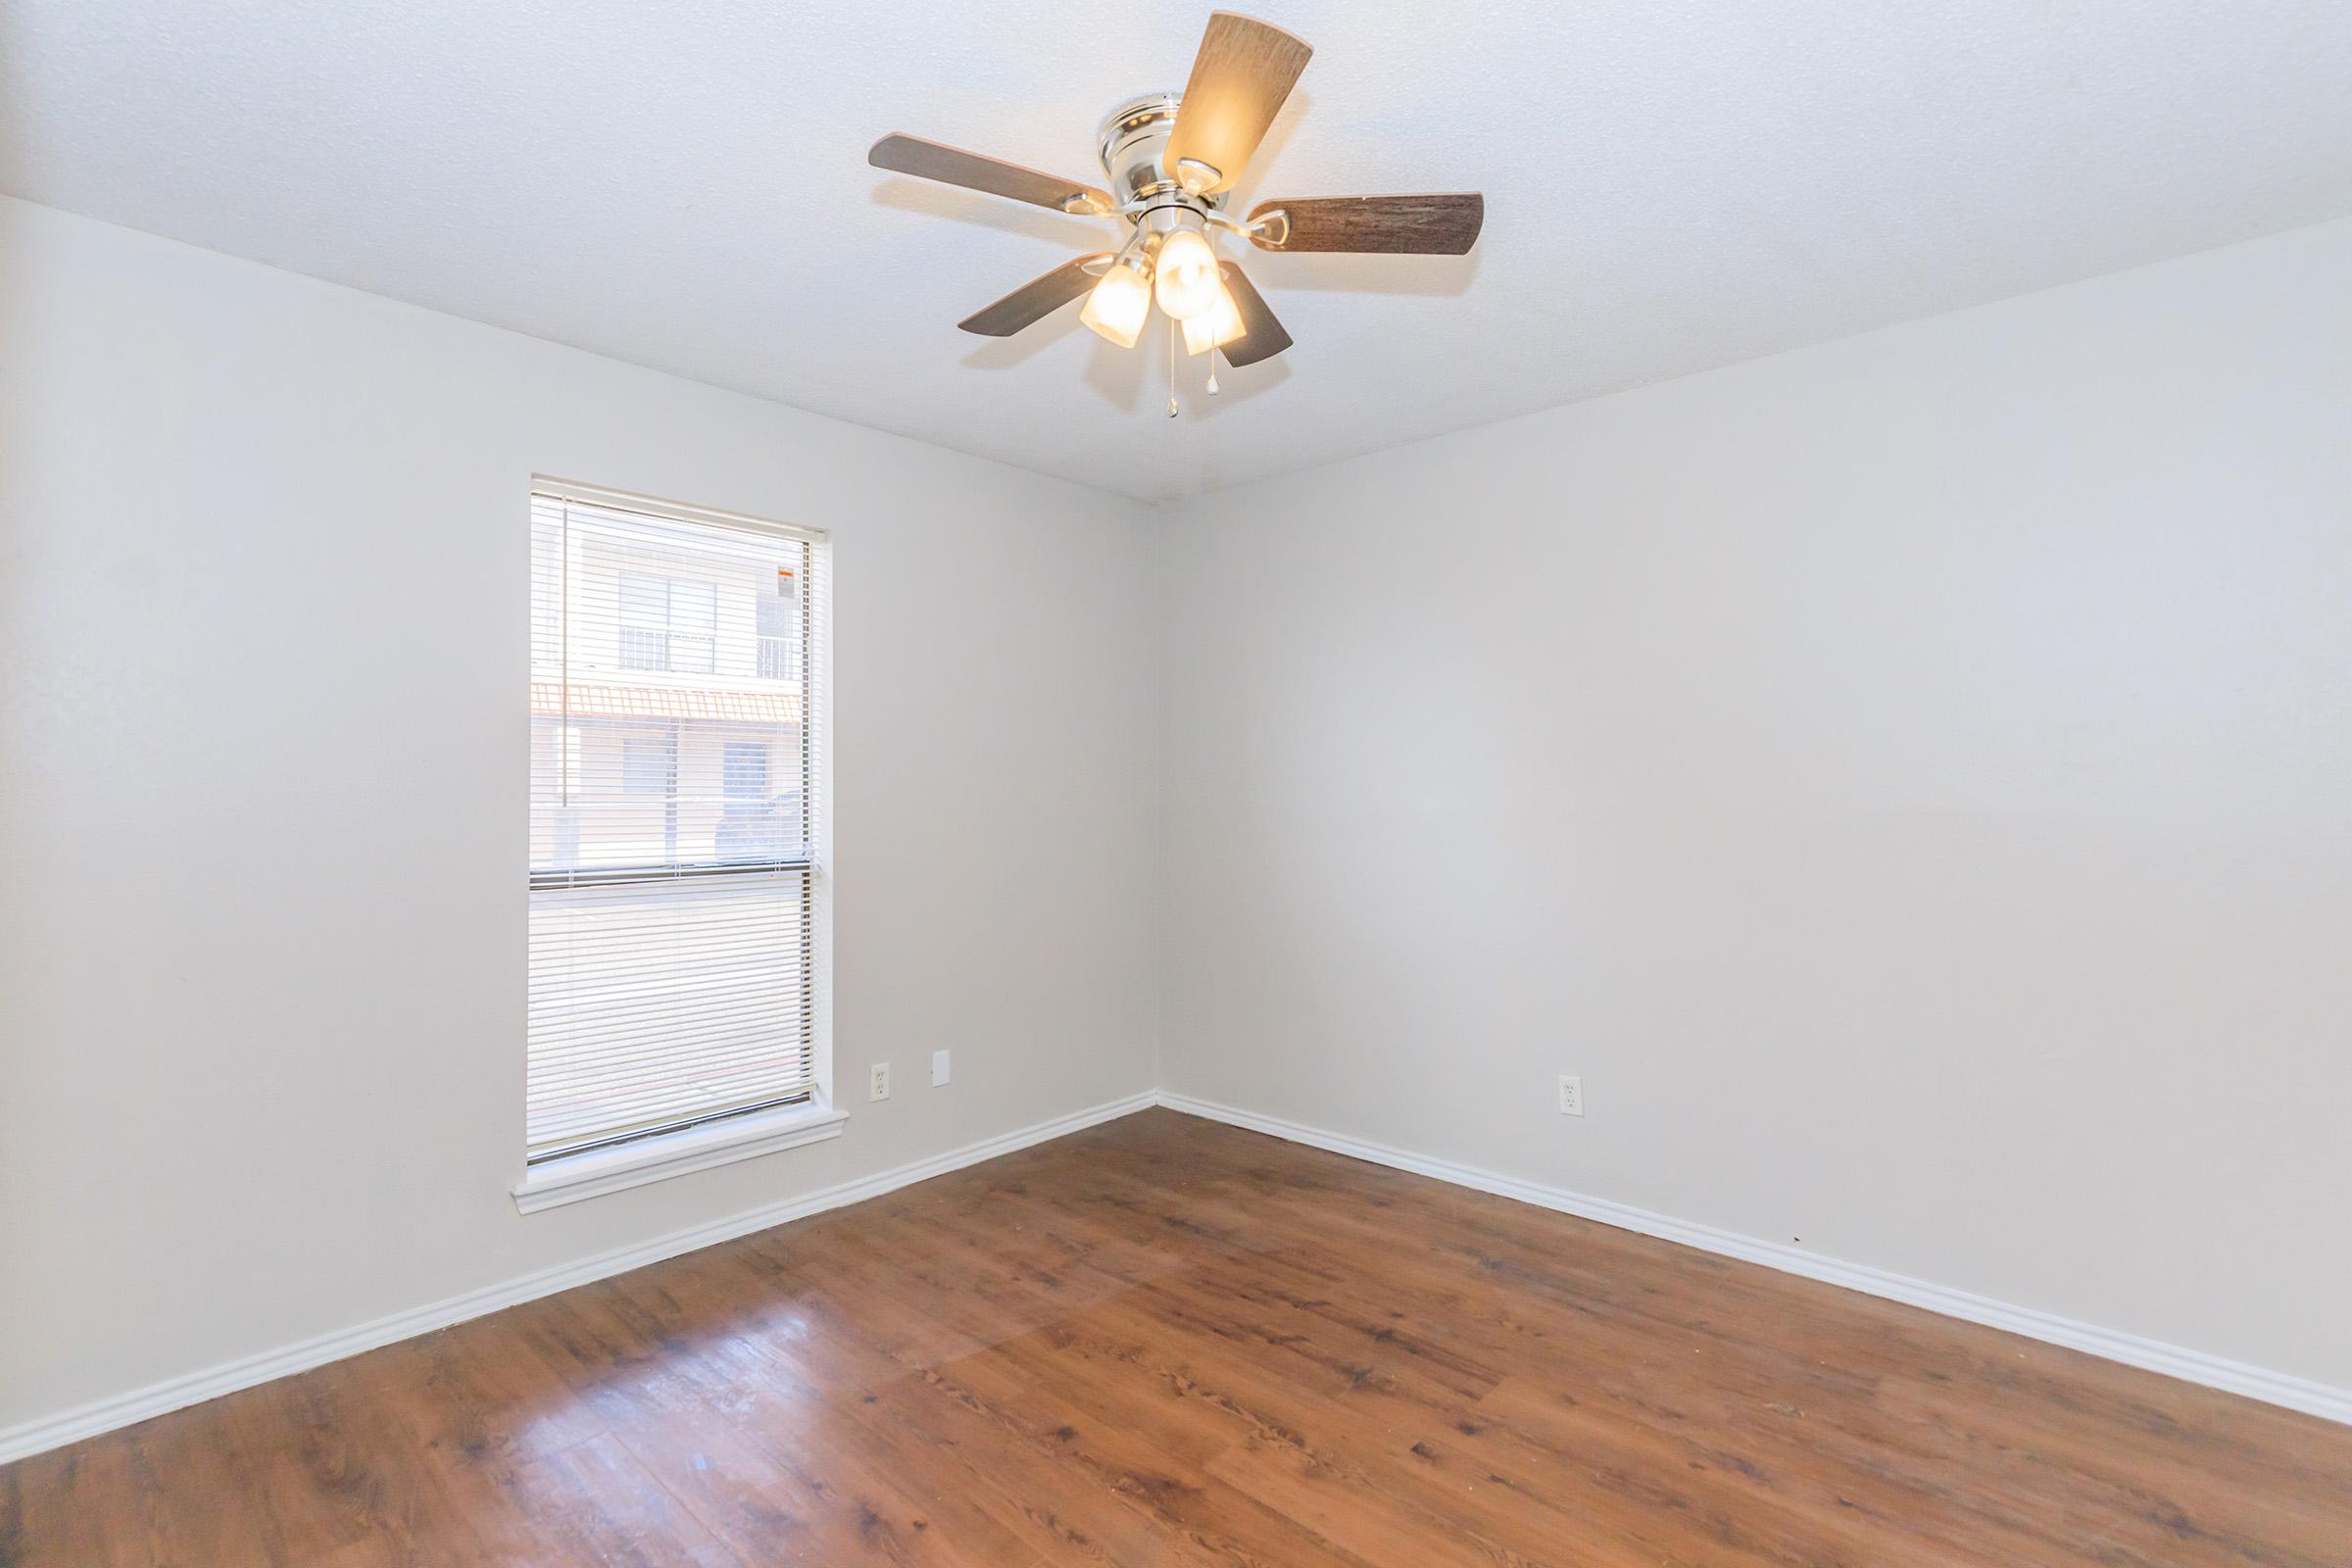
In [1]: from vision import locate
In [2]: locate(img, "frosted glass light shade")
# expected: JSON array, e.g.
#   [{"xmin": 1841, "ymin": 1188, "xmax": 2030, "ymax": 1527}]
[
  {"xmin": 1080, "ymin": 259, "xmax": 1152, "ymax": 348},
  {"xmin": 1179, "ymin": 283, "xmax": 1248, "ymax": 355},
  {"xmin": 1152, "ymin": 229, "xmax": 1220, "ymax": 320}
]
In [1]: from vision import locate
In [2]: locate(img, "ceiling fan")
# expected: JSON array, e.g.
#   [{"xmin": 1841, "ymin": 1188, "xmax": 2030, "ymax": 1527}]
[{"xmin": 867, "ymin": 11, "xmax": 1482, "ymax": 403}]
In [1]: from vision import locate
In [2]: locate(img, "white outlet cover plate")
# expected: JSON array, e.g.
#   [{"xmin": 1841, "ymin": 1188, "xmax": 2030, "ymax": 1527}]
[
  {"xmin": 1558, "ymin": 1075, "xmax": 1584, "ymax": 1116},
  {"xmin": 931, "ymin": 1049, "xmax": 951, "ymax": 1087},
  {"xmin": 869, "ymin": 1062, "xmax": 890, "ymax": 1102}
]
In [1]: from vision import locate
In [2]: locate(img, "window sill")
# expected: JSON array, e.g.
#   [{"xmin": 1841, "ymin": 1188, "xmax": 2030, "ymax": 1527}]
[{"xmin": 513, "ymin": 1102, "xmax": 849, "ymax": 1214}]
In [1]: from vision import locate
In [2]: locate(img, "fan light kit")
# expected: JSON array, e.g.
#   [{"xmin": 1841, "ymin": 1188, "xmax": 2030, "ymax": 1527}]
[{"xmin": 868, "ymin": 11, "xmax": 1484, "ymax": 416}]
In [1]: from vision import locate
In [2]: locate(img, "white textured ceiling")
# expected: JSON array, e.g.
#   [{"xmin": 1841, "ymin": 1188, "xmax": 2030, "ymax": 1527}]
[{"xmin": 6, "ymin": 2, "xmax": 2349, "ymax": 501}]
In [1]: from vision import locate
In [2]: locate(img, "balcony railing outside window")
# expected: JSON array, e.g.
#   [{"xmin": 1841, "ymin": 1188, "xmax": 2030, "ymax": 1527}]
[{"xmin": 758, "ymin": 633, "xmax": 804, "ymax": 681}]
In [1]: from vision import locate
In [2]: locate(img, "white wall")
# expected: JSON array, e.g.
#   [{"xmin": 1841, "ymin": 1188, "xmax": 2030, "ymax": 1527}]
[
  {"xmin": 7, "ymin": 189, "xmax": 2348, "ymax": 1446},
  {"xmin": 1158, "ymin": 219, "xmax": 2352, "ymax": 1391},
  {"xmin": 0, "ymin": 196, "xmax": 1159, "ymax": 1433}
]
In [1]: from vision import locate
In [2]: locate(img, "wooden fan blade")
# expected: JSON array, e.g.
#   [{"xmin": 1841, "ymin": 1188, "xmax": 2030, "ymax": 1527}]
[
  {"xmin": 1248, "ymin": 193, "xmax": 1484, "ymax": 254},
  {"xmin": 1164, "ymin": 13, "xmax": 1312, "ymax": 195},
  {"xmin": 957, "ymin": 255, "xmax": 1112, "ymax": 336},
  {"xmin": 1216, "ymin": 262, "xmax": 1292, "ymax": 367},
  {"xmin": 868, "ymin": 133, "xmax": 1113, "ymax": 216}
]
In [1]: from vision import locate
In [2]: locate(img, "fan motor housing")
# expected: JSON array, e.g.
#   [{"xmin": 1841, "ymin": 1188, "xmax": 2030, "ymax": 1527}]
[{"xmin": 1098, "ymin": 92, "xmax": 1225, "ymax": 238}]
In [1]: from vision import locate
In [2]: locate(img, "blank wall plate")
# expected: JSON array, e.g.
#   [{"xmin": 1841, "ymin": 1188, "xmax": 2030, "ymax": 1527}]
[
  {"xmin": 931, "ymin": 1049, "xmax": 952, "ymax": 1087},
  {"xmin": 869, "ymin": 1061, "xmax": 891, "ymax": 1102},
  {"xmin": 1557, "ymin": 1074, "xmax": 1584, "ymax": 1116}
]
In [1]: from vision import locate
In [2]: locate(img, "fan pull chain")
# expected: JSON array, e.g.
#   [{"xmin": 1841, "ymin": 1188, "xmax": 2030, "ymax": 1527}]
[
  {"xmin": 1166, "ymin": 316, "xmax": 1179, "ymax": 418},
  {"xmin": 1206, "ymin": 350, "xmax": 1220, "ymax": 397}
]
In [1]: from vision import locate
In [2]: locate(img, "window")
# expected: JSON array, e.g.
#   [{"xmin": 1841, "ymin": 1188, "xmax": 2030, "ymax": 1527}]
[
  {"xmin": 621, "ymin": 733, "xmax": 674, "ymax": 795},
  {"xmin": 757, "ymin": 570, "xmax": 802, "ymax": 679},
  {"xmin": 721, "ymin": 740, "xmax": 768, "ymax": 803},
  {"xmin": 526, "ymin": 485, "xmax": 827, "ymax": 1192},
  {"xmin": 617, "ymin": 570, "xmax": 719, "ymax": 673}
]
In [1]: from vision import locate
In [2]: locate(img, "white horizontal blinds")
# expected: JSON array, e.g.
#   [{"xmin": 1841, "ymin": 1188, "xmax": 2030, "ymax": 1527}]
[{"xmin": 527, "ymin": 490, "xmax": 817, "ymax": 1161}]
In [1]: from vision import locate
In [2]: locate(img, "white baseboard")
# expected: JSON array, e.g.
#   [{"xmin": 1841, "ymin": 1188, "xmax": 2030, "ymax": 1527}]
[
  {"xmin": 0, "ymin": 1090, "xmax": 1157, "ymax": 1466},
  {"xmin": 1152, "ymin": 1091, "xmax": 2352, "ymax": 1429},
  {"xmin": 10, "ymin": 1083, "xmax": 2343, "ymax": 1466}
]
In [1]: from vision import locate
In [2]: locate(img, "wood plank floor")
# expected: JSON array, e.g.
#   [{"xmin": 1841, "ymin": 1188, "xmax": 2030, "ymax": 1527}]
[{"xmin": 6, "ymin": 1107, "xmax": 2350, "ymax": 1566}]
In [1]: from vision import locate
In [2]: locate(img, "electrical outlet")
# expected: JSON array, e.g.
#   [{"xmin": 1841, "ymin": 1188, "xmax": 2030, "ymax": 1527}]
[
  {"xmin": 869, "ymin": 1061, "xmax": 891, "ymax": 1102},
  {"xmin": 1557, "ymin": 1075, "xmax": 1584, "ymax": 1117},
  {"xmin": 931, "ymin": 1049, "xmax": 952, "ymax": 1087}
]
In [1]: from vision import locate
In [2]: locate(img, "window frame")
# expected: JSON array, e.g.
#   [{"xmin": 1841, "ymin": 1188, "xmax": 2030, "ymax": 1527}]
[{"xmin": 514, "ymin": 477, "xmax": 837, "ymax": 1213}]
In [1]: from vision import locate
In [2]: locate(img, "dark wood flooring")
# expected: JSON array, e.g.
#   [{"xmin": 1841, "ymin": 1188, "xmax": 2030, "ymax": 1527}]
[{"xmin": 6, "ymin": 1107, "xmax": 2349, "ymax": 1566}]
